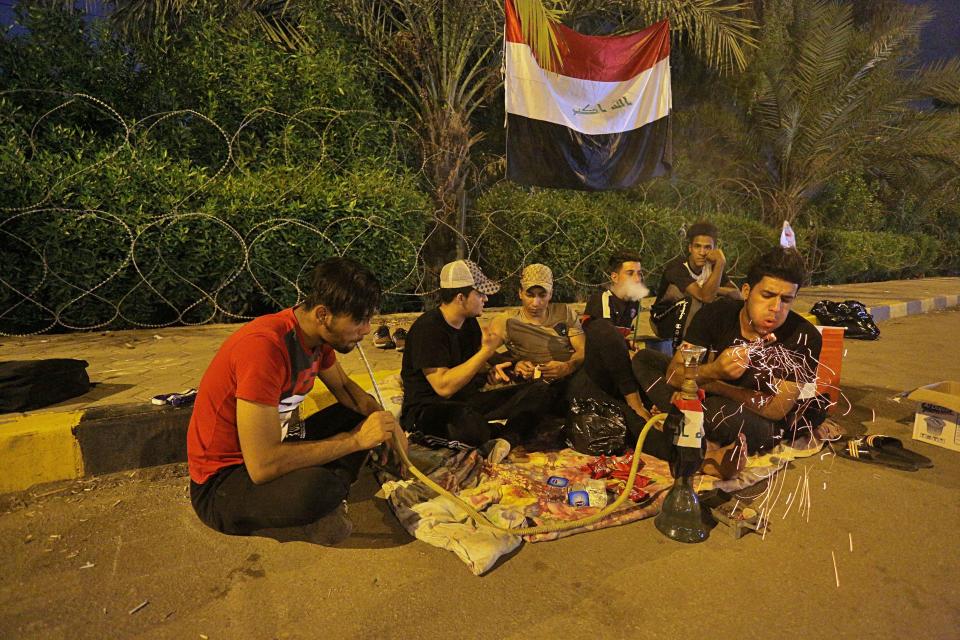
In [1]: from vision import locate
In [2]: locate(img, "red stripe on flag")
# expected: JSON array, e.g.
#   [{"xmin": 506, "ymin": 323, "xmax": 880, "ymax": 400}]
[
  {"xmin": 505, "ymin": 0, "xmax": 525, "ymax": 45},
  {"xmin": 505, "ymin": 0, "xmax": 669, "ymax": 82}
]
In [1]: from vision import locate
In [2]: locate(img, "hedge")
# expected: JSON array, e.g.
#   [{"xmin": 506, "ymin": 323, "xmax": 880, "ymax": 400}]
[{"xmin": 0, "ymin": 141, "xmax": 430, "ymax": 334}]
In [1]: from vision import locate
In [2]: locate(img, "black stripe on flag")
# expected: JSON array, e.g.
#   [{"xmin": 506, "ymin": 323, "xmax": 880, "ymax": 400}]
[{"xmin": 506, "ymin": 113, "xmax": 672, "ymax": 191}]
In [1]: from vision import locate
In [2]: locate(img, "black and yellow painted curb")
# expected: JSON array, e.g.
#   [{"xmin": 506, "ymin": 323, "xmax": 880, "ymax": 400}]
[
  {"xmin": 0, "ymin": 403, "xmax": 192, "ymax": 494},
  {"xmin": 0, "ymin": 370, "xmax": 401, "ymax": 494}
]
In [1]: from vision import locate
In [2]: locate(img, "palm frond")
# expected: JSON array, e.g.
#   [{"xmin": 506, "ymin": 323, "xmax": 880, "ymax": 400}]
[
  {"xmin": 512, "ymin": 0, "xmax": 565, "ymax": 72},
  {"xmin": 635, "ymin": 0, "xmax": 759, "ymax": 73},
  {"xmin": 903, "ymin": 58, "xmax": 960, "ymax": 105},
  {"xmin": 792, "ymin": 1, "xmax": 853, "ymax": 109},
  {"xmin": 252, "ymin": 3, "xmax": 314, "ymax": 53}
]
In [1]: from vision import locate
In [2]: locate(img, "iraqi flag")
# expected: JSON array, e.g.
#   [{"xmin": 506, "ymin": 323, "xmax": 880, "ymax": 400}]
[{"xmin": 505, "ymin": 1, "xmax": 672, "ymax": 190}]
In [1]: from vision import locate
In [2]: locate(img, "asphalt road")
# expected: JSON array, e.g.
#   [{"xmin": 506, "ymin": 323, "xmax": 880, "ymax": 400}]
[{"xmin": 2, "ymin": 308, "xmax": 960, "ymax": 640}]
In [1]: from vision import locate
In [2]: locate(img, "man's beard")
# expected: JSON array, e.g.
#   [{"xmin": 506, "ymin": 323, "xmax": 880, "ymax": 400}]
[
  {"xmin": 322, "ymin": 318, "xmax": 359, "ymax": 353},
  {"xmin": 614, "ymin": 280, "xmax": 649, "ymax": 302},
  {"xmin": 332, "ymin": 342, "xmax": 358, "ymax": 354}
]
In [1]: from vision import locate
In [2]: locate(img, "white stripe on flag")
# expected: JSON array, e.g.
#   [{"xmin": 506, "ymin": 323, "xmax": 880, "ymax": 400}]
[{"xmin": 505, "ymin": 41, "xmax": 671, "ymax": 136}]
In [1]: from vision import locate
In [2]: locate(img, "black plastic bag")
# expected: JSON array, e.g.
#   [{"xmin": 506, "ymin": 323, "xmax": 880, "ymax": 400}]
[
  {"xmin": 0, "ymin": 359, "xmax": 90, "ymax": 413},
  {"xmin": 810, "ymin": 299, "xmax": 880, "ymax": 340},
  {"xmin": 565, "ymin": 397, "xmax": 628, "ymax": 456}
]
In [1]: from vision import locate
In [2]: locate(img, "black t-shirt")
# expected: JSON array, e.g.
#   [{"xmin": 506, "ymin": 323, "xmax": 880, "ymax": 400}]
[
  {"xmin": 583, "ymin": 289, "xmax": 639, "ymax": 329},
  {"xmin": 684, "ymin": 298, "xmax": 822, "ymax": 394},
  {"xmin": 652, "ymin": 255, "xmax": 736, "ymax": 315},
  {"xmin": 400, "ymin": 308, "xmax": 483, "ymax": 422}
]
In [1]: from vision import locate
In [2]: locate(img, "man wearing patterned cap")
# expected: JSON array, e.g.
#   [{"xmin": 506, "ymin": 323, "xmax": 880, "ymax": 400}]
[
  {"xmin": 490, "ymin": 263, "xmax": 585, "ymax": 383},
  {"xmin": 400, "ymin": 259, "xmax": 553, "ymax": 447}
]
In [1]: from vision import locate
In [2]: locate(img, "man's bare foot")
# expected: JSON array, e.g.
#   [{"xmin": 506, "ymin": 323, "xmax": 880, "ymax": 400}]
[
  {"xmin": 813, "ymin": 418, "xmax": 843, "ymax": 443},
  {"xmin": 700, "ymin": 433, "xmax": 748, "ymax": 480}
]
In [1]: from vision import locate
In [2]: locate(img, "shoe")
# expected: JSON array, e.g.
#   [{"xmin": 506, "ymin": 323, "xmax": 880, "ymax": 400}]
[
  {"xmin": 836, "ymin": 438, "xmax": 919, "ymax": 471},
  {"xmin": 864, "ymin": 434, "xmax": 933, "ymax": 468},
  {"xmin": 303, "ymin": 502, "xmax": 354, "ymax": 546},
  {"xmin": 392, "ymin": 327, "xmax": 407, "ymax": 352},
  {"xmin": 373, "ymin": 325, "xmax": 395, "ymax": 349},
  {"xmin": 151, "ymin": 388, "xmax": 197, "ymax": 407},
  {"xmin": 251, "ymin": 502, "xmax": 354, "ymax": 546}
]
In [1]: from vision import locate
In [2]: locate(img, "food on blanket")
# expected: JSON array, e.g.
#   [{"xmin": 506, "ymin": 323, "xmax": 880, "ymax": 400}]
[
  {"xmin": 545, "ymin": 475, "xmax": 570, "ymax": 501},
  {"xmin": 566, "ymin": 480, "xmax": 607, "ymax": 508},
  {"xmin": 580, "ymin": 453, "xmax": 649, "ymax": 486},
  {"xmin": 605, "ymin": 478, "xmax": 650, "ymax": 503},
  {"xmin": 580, "ymin": 453, "xmax": 644, "ymax": 480}
]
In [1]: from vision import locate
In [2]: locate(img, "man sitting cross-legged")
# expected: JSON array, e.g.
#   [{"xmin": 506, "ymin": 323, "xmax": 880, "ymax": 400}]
[
  {"xmin": 489, "ymin": 263, "xmax": 585, "ymax": 392},
  {"xmin": 649, "ymin": 220, "xmax": 742, "ymax": 349},
  {"xmin": 634, "ymin": 247, "xmax": 825, "ymax": 477},
  {"xmin": 400, "ymin": 260, "xmax": 553, "ymax": 448},
  {"xmin": 187, "ymin": 257, "xmax": 406, "ymax": 545}
]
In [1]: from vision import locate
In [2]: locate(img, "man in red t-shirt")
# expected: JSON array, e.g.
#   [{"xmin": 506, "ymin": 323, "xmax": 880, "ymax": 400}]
[{"xmin": 187, "ymin": 257, "xmax": 404, "ymax": 544}]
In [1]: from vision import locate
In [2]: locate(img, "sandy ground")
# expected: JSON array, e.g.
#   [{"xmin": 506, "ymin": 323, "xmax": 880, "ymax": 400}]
[{"xmin": 2, "ymin": 309, "xmax": 960, "ymax": 639}]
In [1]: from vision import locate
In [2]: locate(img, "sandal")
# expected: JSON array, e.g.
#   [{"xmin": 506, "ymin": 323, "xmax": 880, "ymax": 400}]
[
  {"xmin": 864, "ymin": 435, "xmax": 933, "ymax": 469},
  {"xmin": 836, "ymin": 438, "xmax": 919, "ymax": 471}
]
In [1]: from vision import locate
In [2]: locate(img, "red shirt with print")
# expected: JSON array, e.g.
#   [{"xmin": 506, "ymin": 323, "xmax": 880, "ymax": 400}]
[{"xmin": 187, "ymin": 308, "xmax": 336, "ymax": 484}]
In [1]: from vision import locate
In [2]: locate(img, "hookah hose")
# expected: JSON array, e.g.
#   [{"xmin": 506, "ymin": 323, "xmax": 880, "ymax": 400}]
[{"xmin": 356, "ymin": 344, "xmax": 667, "ymax": 536}]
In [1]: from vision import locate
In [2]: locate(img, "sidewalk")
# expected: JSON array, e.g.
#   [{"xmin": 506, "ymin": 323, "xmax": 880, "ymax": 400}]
[{"xmin": 1, "ymin": 277, "xmax": 958, "ymax": 493}]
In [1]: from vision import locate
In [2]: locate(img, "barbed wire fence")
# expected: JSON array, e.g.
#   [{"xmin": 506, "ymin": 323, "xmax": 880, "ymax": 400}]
[{"xmin": 1, "ymin": 90, "xmax": 779, "ymax": 336}]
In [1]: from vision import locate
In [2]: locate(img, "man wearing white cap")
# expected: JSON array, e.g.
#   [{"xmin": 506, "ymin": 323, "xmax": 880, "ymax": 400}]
[{"xmin": 400, "ymin": 259, "xmax": 552, "ymax": 447}]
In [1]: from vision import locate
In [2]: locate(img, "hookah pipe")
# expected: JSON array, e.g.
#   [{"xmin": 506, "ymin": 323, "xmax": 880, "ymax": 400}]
[{"xmin": 654, "ymin": 344, "xmax": 711, "ymax": 543}]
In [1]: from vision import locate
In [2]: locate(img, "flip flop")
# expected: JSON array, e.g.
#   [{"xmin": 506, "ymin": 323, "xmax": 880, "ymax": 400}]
[
  {"xmin": 836, "ymin": 438, "xmax": 919, "ymax": 471},
  {"xmin": 151, "ymin": 388, "xmax": 197, "ymax": 407},
  {"xmin": 864, "ymin": 435, "xmax": 933, "ymax": 469}
]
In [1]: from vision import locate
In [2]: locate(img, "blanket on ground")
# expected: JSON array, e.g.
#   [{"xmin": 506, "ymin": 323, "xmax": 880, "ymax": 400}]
[
  {"xmin": 312, "ymin": 372, "xmax": 833, "ymax": 574},
  {"xmin": 378, "ymin": 433, "xmax": 830, "ymax": 575}
]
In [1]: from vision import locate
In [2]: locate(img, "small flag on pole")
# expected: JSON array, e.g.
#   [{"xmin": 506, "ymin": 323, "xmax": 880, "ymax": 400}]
[
  {"xmin": 504, "ymin": 0, "xmax": 672, "ymax": 190},
  {"xmin": 780, "ymin": 220, "xmax": 797, "ymax": 248}
]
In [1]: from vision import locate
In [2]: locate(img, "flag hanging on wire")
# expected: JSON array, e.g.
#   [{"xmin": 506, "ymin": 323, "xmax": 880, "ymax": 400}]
[{"xmin": 504, "ymin": 0, "xmax": 672, "ymax": 190}]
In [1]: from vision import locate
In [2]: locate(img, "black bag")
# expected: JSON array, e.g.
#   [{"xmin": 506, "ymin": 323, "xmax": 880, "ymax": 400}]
[
  {"xmin": 565, "ymin": 397, "xmax": 628, "ymax": 456},
  {"xmin": 0, "ymin": 359, "xmax": 90, "ymax": 413},
  {"xmin": 810, "ymin": 299, "xmax": 880, "ymax": 340}
]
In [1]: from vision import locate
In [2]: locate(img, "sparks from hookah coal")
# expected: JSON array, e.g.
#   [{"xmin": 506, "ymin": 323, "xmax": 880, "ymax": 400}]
[{"xmin": 722, "ymin": 335, "xmax": 849, "ymax": 534}]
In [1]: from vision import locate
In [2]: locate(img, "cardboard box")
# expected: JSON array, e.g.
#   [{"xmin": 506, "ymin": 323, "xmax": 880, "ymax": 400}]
[
  {"xmin": 908, "ymin": 381, "xmax": 960, "ymax": 452},
  {"xmin": 815, "ymin": 326, "xmax": 845, "ymax": 409}
]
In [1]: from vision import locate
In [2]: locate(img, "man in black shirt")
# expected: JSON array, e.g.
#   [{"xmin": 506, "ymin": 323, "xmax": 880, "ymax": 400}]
[
  {"xmin": 634, "ymin": 247, "xmax": 825, "ymax": 471},
  {"xmin": 400, "ymin": 259, "xmax": 552, "ymax": 447},
  {"xmin": 650, "ymin": 220, "xmax": 742, "ymax": 349},
  {"xmin": 582, "ymin": 250, "xmax": 649, "ymax": 334},
  {"xmin": 564, "ymin": 251, "xmax": 674, "ymax": 462}
]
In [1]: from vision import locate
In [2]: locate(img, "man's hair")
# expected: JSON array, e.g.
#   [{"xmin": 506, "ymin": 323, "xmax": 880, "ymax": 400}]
[
  {"xmin": 439, "ymin": 285, "xmax": 474, "ymax": 304},
  {"xmin": 746, "ymin": 247, "xmax": 809, "ymax": 288},
  {"xmin": 607, "ymin": 250, "xmax": 642, "ymax": 274},
  {"xmin": 686, "ymin": 220, "xmax": 719, "ymax": 243},
  {"xmin": 302, "ymin": 256, "xmax": 381, "ymax": 321}
]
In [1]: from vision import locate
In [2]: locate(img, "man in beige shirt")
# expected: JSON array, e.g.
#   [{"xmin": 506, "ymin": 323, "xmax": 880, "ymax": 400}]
[{"xmin": 491, "ymin": 263, "xmax": 585, "ymax": 383}]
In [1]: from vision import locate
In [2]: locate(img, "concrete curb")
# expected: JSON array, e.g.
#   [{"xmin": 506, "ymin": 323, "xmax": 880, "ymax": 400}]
[
  {"xmin": 0, "ymin": 371, "xmax": 399, "ymax": 494},
  {"xmin": 0, "ymin": 403, "xmax": 190, "ymax": 494},
  {"xmin": 866, "ymin": 294, "xmax": 960, "ymax": 323},
  {"xmin": 3, "ymin": 292, "xmax": 959, "ymax": 495}
]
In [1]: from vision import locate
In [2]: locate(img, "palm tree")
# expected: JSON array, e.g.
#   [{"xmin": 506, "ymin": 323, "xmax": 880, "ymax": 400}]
[
  {"xmin": 321, "ymin": 0, "xmax": 758, "ymax": 270},
  {"xmin": 710, "ymin": 0, "xmax": 960, "ymax": 224},
  {"xmin": 41, "ymin": 0, "xmax": 759, "ymax": 273}
]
